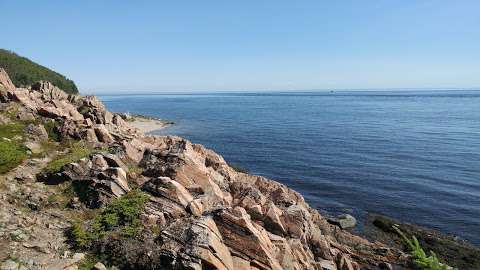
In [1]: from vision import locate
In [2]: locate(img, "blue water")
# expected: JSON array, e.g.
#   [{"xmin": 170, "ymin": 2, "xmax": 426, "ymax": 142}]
[{"xmin": 100, "ymin": 91, "xmax": 480, "ymax": 245}]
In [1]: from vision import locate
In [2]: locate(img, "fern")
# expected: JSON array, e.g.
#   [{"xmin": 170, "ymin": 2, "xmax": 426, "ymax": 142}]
[{"xmin": 393, "ymin": 225, "xmax": 456, "ymax": 270}]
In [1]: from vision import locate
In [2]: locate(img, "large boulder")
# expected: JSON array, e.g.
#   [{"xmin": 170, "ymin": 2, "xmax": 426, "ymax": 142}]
[
  {"xmin": 94, "ymin": 124, "xmax": 114, "ymax": 143},
  {"xmin": 214, "ymin": 207, "xmax": 283, "ymax": 270},
  {"xmin": 0, "ymin": 68, "xmax": 15, "ymax": 102}
]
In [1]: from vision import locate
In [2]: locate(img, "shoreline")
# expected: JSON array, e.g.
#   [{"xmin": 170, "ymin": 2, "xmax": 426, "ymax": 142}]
[{"xmin": 117, "ymin": 113, "xmax": 174, "ymax": 133}]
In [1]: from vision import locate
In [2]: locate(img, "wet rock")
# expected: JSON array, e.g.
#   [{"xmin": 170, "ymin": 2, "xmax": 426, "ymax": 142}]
[{"xmin": 328, "ymin": 214, "xmax": 357, "ymax": 229}]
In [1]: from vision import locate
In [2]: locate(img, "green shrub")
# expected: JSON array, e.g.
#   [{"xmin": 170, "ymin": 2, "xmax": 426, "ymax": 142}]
[
  {"xmin": 44, "ymin": 141, "xmax": 93, "ymax": 173},
  {"xmin": 70, "ymin": 189, "xmax": 149, "ymax": 249},
  {"xmin": 393, "ymin": 225, "xmax": 456, "ymax": 270},
  {"xmin": 0, "ymin": 140, "xmax": 27, "ymax": 173},
  {"xmin": 76, "ymin": 254, "xmax": 99, "ymax": 270}
]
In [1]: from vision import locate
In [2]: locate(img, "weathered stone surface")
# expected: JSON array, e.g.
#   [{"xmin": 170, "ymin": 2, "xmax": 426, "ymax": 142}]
[
  {"xmin": 94, "ymin": 124, "xmax": 114, "ymax": 143},
  {"xmin": 214, "ymin": 207, "xmax": 283, "ymax": 270},
  {"xmin": 91, "ymin": 154, "xmax": 108, "ymax": 171},
  {"xmin": 121, "ymin": 138, "xmax": 151, "ymax": 163},
  {"xmin": 336, "ymin": 254, "xmax": 356, "ymax": 270},
  {"xmin": 25, "ymin": 123, "xmax": 49, "ymax": 141},
  {"xmin": 92, "ymin": 262, "xmax": 107, "ymax": 270},
  {"xmin": 102, "ymin": 153, "xmax": 128, "ymax": 172},
  {"xmin": 159, "ymin": 216, "xmax": 235, "ymax": 270},
  {"xmin": 0, "ymin": 259, "xmax": 19, "ymax": 270},
  {"xmin": 84, "ymin": 128, "xmax": 98, "ymax": 143},
  {"xmin": 100, "ymin": 167, "xmax": 131, "ymax": 197},
  {"xmin": 0, "ymin": 68, "xmax": 15, "ymax": 91},
  {"xmin": 16, "ymin": 111, "xmax": 36, "ymax": 121},
  {"xmin": 142, "ymin": 177, "xmax": 193, "ymax": 207},
  {"xmin": 0, "ymin": 68, "xmax": 15, "ymax": 102},
  {"xmin": 31, "ymin": 81, "xmax": 69, "ymax": 101}
]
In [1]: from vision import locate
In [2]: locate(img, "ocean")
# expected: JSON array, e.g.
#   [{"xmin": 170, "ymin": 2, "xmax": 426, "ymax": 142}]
[{"xmin": 100, "ymin": 90, "xmax": 480, "ymax": 245}]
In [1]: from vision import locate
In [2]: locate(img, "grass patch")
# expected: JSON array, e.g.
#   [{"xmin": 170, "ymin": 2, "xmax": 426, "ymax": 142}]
[
  {"xmin": 0, "ymin": 140, "xmax": 28, "ymax": 174},
  {"xmin": 393, "ymin": 225, "xmax": 456, "ymax": 270},
  {"xmin": 69, "ymin": 189, "xmax": 149, "ymax": 249},
  {"xmin": 0, "ymin": 122, "xmax": 25, "ymax": 139},
  {"xmin": 128, "ymin": 166, "xmax": 143, "ymax": 175},
  {"xmin": 44, "ymin": 141, "xmax": 93, "ymax": 173}
]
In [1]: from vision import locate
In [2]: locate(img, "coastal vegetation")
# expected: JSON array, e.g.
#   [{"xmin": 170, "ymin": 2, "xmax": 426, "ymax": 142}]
[
  {"xmin": 44, "ymin": 141, "xmax": 93, "ymax": 173},
  {"xmin": 69, "ymin": 189, "xmax": 149, "ymax": 249},
  {"xmin": 393, "ymin": 226, "xmax": 456, "ymax": 270},
  {"xmin": 0, "ymin": 122, "xmax": 28, "ymax": 174},
  {"xmin": 0, "ymin": 140, "xmax": 27, "ymax": 174},
  {"xmin": 0, "ymin": 49, "xmax": 78, "ymax": 93}
]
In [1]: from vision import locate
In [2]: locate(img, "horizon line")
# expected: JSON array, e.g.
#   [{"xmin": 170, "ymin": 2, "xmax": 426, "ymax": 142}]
[{"xmin": 84, "ymin": 87, "xmax": 480, "ymax": 95}]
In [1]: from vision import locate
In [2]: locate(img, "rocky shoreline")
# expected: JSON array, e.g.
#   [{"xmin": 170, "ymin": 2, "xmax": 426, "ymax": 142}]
[
  {"xmin": 117, "ymin": 113, "xmax": 174, "ymax": 134},
  {"xmin": 0, "ymin": 67, "xmax": 471, "ymax": 270}
]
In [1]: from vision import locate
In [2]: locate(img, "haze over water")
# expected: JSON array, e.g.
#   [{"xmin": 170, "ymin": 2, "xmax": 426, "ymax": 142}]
[{"xmin": 101, "ymin": 90, "xmax": 480, "ymax": 245}]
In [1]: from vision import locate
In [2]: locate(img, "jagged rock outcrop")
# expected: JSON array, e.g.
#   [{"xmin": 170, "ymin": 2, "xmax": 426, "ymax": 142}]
[
  {"xmin": 0, "ymin": 68, "xmax": 16, "ymax": 102},
  {"xmin": 0, "ymin": 70, "xmax": 411, "ymax": 270}
]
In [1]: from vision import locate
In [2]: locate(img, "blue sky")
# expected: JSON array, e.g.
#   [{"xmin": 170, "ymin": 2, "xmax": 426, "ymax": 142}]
[{"xmin": 1, "ymin": 1, "xmax": 479, "ymax": 92}]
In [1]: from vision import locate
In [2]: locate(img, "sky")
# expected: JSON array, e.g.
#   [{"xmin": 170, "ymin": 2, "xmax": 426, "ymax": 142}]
[{"xmin": 1, "ymin": 1, "xmax": 480, "ymax": 93}]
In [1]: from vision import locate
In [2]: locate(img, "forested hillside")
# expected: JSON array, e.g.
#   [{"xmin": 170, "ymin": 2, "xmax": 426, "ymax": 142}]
[{"xmin": 0, "ymin": 49, "xmax": 78, "ymax": 93}]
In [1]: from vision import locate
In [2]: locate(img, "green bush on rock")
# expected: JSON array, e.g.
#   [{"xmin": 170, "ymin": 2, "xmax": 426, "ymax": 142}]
[{"xmin": 70, "ymin": 189, "xmax": 149, "ymax": 249}]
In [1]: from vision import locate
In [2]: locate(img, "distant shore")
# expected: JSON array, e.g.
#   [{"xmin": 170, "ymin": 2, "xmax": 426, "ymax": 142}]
[{"xmin": 117, "ymin": 113, "xmax": 174, "ymax": 133}]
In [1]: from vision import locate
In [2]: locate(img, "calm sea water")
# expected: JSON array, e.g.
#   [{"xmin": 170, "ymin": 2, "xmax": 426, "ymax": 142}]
[{"xmin": 100, "ymin": 91, "xmax": 480, "ymax": 245}]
